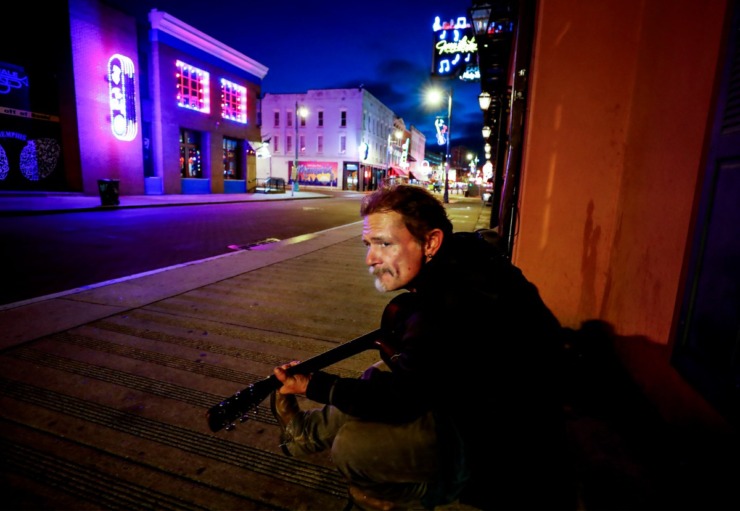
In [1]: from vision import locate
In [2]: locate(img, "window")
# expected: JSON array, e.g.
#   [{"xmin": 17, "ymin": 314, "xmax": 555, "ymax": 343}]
[
  {"xmin": 300, "ymin": 115, "xmax": 306, "ymax": 127},
  {"xmin": 299, "ymin": 135, "xmax": 306, "ymax": 153},
  {"xmin": 318, "ymin": 111, "xmax": 324, "ymax": 127},
  {"xmin": 223, "ymin": 137, "xmax": 239, "ymax": 179},
  {"xmin": 179, "ymin": 129, "xmax": 202, "ymax": 177},
  {"xmin": 340, "ymin": 135, "xmax": 346, "ymax": 154},
  {"xmin": 317, "ymin": 135, "xmax": 324, "ymax": 153},
  {"xmin": 287, "ymin": 111, "xmax": 293, "ymax": 128},
  {"xmin": 176, "ymin": 61, "xmax": 210, "ymax": 113},
  {"xmin": 273, "ymin": 136, "xmax": 279, "ymax": 153},
  {"xmin": 220, "ymin": 79, "xmax": 246, "ymax": 124},
  {"xmin": 274, "ymin": 111, "xmax": 280, "ymax": 127},
  {"xmin": 286, "ymin": 135, "xmax": 293, "ymax": 153},
  {"xmin": 340, "ymin": 110, "xmax": 347, "ymax": 127}
]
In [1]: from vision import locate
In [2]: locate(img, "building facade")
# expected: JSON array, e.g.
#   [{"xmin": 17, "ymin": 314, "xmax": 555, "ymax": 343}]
[
  {"xmin": 1, "ymin": 0, "xmax": 267, "ymax": 196},
  {"xmin": 257, "ymin": 88, "xmax": 425, "ymax": 191},
  {"xmin": 146, "ymin": 10, "xmax": 267, "ymax": 195}
]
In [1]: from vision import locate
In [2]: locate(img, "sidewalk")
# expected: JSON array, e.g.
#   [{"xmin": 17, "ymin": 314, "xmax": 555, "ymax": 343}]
[
  {"xmin": 0, "ymin": 188, "xmax": 334, "ymax": 215},
  {"xmin": 0, "ymin": 188, "xmax": 491, "ymax": 510}
]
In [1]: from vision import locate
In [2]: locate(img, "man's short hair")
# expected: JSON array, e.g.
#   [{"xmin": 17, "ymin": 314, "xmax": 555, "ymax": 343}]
[{"xmin": 360, "ymin": 184, "xmax": 453, "ymax": 243}]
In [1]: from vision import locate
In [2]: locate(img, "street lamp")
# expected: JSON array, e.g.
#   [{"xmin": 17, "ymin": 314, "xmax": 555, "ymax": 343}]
[
  {"xmin": 478, "ymin": 91, "xmax": 492, "ymax": 110},
  {"xmin": 256, "ymin": 136, "xmax": 272, "ymax": 180},
  {"xmin": 427, "ymin": 87, "xmax": 452, "ymax": 204},
  {"xmin": 292, "ymin": 101, "xmax": 308, "ymax": 196},
  {"xmin": 467, "ymin": 153, "xmax": 479, "ymax": 173},
  {"xmin": 470, "ymin": 3, "xmax": 493, "ymax": 36}
]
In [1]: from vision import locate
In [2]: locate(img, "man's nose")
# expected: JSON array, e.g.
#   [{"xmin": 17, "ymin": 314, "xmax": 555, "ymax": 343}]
[{"xmin": 365, "ymin": 247, "xmax": 378, "ymax": 266}]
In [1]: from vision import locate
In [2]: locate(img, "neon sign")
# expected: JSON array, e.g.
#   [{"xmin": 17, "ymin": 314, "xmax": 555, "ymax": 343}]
[
  {"xmin": 431, "ymin": 16, "xmax": 478, "ymax": 81},
  {"xmin": 359, "ymin": 142, "xmax": 369, "ymax": 161},
  {"xmin": 0, "ymin": 64, "xmax": 29, "ymax": 95},
  {"xmin": 434, "ymin": 117, "xmax": 448, "ymax": 146},
  {"xmin": 108, "ymin": 54, "xmax": 137, "ymax": 141}
]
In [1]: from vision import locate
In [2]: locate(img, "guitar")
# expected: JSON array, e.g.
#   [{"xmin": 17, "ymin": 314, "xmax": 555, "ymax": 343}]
[{"xmin": 205, "ymin": 292, "xmax": 416, "ymax": 433}]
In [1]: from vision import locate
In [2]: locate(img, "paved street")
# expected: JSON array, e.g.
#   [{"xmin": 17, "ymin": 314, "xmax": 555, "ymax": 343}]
[{"xmin": 0, "ymin": 191, "xmax": 361, "ymax": 306}]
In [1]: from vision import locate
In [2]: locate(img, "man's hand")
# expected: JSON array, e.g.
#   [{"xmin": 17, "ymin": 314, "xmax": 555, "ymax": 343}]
[{"xmin": 273, "ymin": 361, "xmax": 311, "ymax": 395}]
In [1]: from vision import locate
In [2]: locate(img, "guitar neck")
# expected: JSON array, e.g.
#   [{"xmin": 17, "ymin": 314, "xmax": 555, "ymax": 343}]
[
  {"xmin": 285, "ymin": 329, "xmax": 381, "ymax": 376},
  {"xmin": 206, "ymin": 328, "xmax": 383, "ymax": 432}
]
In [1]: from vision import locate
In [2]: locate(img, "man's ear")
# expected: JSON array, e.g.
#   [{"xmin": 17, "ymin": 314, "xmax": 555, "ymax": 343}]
[{"xmin": 425, "ymin": 229, "xmax": 444, "ymax": 258}]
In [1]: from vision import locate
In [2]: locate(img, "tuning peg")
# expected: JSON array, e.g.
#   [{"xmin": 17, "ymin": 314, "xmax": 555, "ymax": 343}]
[{"xmin": 225, "ymin": 423, "xmax": 235, "ymax": 431}]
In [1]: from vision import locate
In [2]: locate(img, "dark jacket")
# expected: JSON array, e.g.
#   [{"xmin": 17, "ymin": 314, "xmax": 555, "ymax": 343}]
[{"xmin": 306, "ymin": 231, "xmax": 573, "ymax": 509}]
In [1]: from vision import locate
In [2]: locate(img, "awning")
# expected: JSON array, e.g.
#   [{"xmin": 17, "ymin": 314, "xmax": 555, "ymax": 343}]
[{"xmin": 388, "ymin": 167, "xmax": 408, "ymax": 177}]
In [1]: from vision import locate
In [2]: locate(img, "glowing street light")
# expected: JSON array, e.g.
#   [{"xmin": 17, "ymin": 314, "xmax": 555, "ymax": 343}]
[{"xmin": 478, "ymin": 91, "xmax": 492, "ymax": 110}]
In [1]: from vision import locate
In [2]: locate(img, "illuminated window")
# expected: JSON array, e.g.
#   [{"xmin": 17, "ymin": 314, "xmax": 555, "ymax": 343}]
[
  {"xmin": 108, "ymin": 54, "xmax": 137, "ymax": 141},
  {"xmin": 176, "ymin": 61, "xmax": 210, "ymax": 113},
  {"xmin": 286, "ymin": 135, "xmax": 293, "ymax": 153},
  {"xmin": 180, "ymin": 129, "xmax": 202, "ymax": 177},
  {"xmin": 273, "ymin": 136, "xmax": 279, "ymax": 153},
  {"xmin": 220, "ymin": 79, "xmax": 246, "ymax": 124},
  {"xmin": 318, "ymin": 111, "xmax": 324, "ymax": 127},
  {"xmin": 340, "ymin": 110, "xmax": 347, "ymax": 127},
  {"xmin": 223, "ymin": 137, "xmax": 240, "ymax": 179},
  {"xmin": 317, "ymin": 135, "xmax": 323, "ymax": 153},
  {"xmin": 273, "ymin": 111, "xmax": 280, "ymax": 127},
  {"xmin": 299, "ymin": 135, "xmax": 306, "ymax": 153},
  {"xmin": 340, "ymin": 135, "xmax": 346, "ymax": 154}
]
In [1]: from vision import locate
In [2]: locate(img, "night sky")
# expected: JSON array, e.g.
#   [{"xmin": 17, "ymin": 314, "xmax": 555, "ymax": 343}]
[{"xmin": 103, "ymin": 0, "xmax": 485, "ymax": 157}]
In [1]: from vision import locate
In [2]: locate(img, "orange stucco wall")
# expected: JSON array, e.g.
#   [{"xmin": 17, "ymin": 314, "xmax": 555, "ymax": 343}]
[{"xmin": 514, "ymin": 0, "xmax": 727, "ymax": 347}]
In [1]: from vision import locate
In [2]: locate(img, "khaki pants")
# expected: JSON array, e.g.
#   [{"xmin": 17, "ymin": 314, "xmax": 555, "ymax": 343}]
[{"xmin": 284, "ymin": 404, "xmax": 440, "ymax": 507}]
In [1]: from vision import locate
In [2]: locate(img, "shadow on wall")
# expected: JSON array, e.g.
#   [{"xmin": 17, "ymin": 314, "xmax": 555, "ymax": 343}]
[{"xmin": 560, "ymin": 320, "xmax": 740, "ymax": 511}]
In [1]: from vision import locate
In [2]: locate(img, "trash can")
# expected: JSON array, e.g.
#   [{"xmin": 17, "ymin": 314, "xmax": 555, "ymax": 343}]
[{"xmin": 97, "ymin": 179, "xmax": 120, "ymax": 206}]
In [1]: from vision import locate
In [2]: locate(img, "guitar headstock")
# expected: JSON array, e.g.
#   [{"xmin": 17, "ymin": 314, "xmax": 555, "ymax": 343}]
[{"xmin": 206, "ymin": 376, "xmax": 279, "ymax": 432}]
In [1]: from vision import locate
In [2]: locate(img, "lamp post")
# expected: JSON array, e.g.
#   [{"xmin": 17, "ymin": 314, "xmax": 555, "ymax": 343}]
[
  {"xmin": 292, "ymin": 101, "xmax": 307, "ymax": 196},
  {"xmin": 427, "ymin": 86, "xmax": 453, "ymax": 203},
  {"xmin": 443, "ymin": 88, "xmax": 452, "ymax": 204}
]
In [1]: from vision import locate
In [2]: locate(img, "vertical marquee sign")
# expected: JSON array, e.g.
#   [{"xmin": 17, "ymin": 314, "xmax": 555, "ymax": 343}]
[{"xmin": 108, "ymin": 54, "xmax": 137, "ymax": 141}]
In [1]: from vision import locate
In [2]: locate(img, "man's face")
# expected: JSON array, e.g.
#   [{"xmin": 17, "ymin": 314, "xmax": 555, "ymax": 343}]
[{"xmin": 362, "ymin": 211, "xmax": 425, "ymax": 292}]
